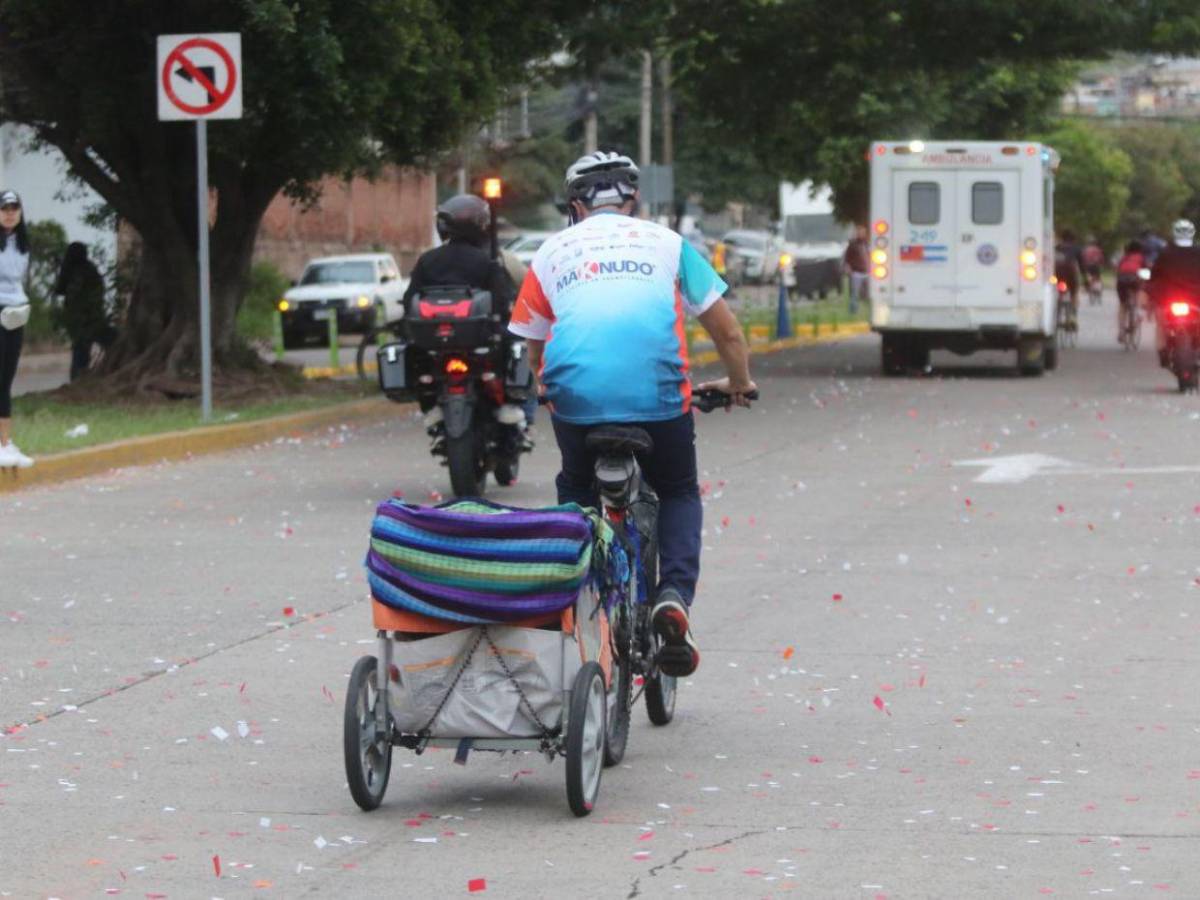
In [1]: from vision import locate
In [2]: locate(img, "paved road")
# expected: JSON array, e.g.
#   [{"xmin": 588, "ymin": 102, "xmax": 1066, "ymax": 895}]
[{"xmin": 3, "ymin": 293, "xmax": 1198, "ymax": 898}]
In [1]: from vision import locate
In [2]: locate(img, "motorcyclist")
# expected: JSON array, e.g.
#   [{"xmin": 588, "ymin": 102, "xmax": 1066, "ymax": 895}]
[
  {"xmin": 508, "ymin": 150, "xmax": 756, "ymax": 678},
  {"xmin": 403, "ymin": 194, "xmax": 522, "ymax": 421},
  {"xmin": 1150, "ymin": 219, "xmax": 1200, "ymax": 365}
]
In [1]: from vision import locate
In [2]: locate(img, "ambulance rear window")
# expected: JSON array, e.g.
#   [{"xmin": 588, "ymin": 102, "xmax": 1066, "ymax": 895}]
[
  {"xmin": 972, "ymin": 182, "xmax": 1003, "ymax": 225},
  {"xmin": 908, "ymin": 182, "xmax": 939, "ymax": 225}
]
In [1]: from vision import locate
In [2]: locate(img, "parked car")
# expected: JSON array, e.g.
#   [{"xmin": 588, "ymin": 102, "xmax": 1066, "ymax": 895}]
[
  {"xmin": 278, "ymin": 253, "xmax": 408, "ymax": 348},
  {"xmin": 503, "ymin": 231, "xmax": 554, "ymax": 267},
  {"xmin": 722, "ymin": 229, "xmax": 786, "ymax": 284}
]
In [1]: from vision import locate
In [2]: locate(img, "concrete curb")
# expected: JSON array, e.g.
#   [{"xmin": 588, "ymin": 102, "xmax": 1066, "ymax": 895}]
[
  {"xmin": 1, "ymin": 322, "xmax": 872, "ymax": 494},
  {"xmin": 691, "ymin": 321, "xmax": 871, "ymax": 366},
  {"xmin": 0, "ymin": 397, "xmax": 406, "ymax": 495}
]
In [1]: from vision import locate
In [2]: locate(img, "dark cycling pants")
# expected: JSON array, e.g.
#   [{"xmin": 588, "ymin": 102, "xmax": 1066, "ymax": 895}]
[
  {"xmin": 551, "ymin": 413, "xmax": 702, "ymax": 605},
  {"xmin": 0, "ymin": 324, "xmax": 23, "ymax": 419}
]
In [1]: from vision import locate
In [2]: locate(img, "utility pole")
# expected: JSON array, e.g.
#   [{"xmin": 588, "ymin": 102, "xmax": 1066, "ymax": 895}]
[
  {"xmin": 639, "ymin": 50, "xmax": 653, "ymax": 170},
  {"xmin": 659, "ymin": 55, "xmax": 674, "ymax": 166},
  {"xmin": 583, "ymin": 77, "xmax": 599, "ymax": 153},
  {"xmin": 520, "ymin": 89, "xmax": 530, "ymax": 138}
]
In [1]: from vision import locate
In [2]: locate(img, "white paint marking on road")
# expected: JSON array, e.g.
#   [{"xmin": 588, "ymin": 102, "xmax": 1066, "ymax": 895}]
[
  {"xmin": 953, "ymin": 454, "xmax": 1076, "ymax": 483},
  {"xmin": 954, "ymin": 453, "xmax": 1200, "ymax": 484}
]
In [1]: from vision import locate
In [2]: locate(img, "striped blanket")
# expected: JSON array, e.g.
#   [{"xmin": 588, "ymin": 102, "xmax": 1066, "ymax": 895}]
[{"xmin": 366, "ymin": 498, "xmax": 618, "ymax": 624}]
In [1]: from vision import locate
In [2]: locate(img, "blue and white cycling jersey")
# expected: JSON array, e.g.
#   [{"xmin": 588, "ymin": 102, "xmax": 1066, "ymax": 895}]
[{"xmin": 508, "ymin": 211, "xmax": 726, "ymax": 424}]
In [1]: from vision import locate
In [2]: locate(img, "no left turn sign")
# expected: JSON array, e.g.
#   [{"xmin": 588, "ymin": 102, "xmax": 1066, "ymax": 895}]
[{"xmin": 157, "ymin": 33, "xmax": 242, "ymax": 121}]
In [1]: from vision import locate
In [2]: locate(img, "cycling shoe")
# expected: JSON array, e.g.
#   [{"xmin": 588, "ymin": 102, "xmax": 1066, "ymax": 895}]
[{"xmin": 652, "ymin": 590, "xmax": 699, "ymax": 677}]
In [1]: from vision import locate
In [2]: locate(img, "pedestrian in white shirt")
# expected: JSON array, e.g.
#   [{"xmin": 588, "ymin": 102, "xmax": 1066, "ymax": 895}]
[{"xmin": 0, "ymin": 189, "xmax": 34, "ymax": 468}]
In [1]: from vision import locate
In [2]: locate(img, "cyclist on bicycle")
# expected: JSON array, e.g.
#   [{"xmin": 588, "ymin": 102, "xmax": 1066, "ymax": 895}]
[
  {"xmin": 1115, "ymin": 240, "xmax": 1146, "ymax": 342},
  {"xmin": 508, "ymin": 150, "xmax": 756, "ymax": 678},
  {"xmin": 1055, "ymin": 230, "xmax": 1082, "ymax": 313}
]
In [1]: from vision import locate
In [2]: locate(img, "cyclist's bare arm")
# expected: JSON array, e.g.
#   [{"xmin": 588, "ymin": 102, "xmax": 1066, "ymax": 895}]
[
  {"xmin": 696, "ymin": 299, "xmax": 756, "ymax": 406},
  {"xmin": 527, "ymin": 338, "xmax": 545, "ymax": 394}
]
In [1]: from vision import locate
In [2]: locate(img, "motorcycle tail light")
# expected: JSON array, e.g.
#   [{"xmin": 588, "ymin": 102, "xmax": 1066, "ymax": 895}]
[
  {"xmin": 1170, "ymin": 301, "xmax": 1191, "ymax": 318},
  {"xmin": 445, "ymin": 358, "xmax": 469, "ymax": 375}
]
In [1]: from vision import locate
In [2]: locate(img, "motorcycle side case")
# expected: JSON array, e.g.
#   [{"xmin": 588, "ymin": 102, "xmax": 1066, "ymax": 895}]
[
  {"xmin": 376, "ymin": 341, "xmax": 409, "ymax": 396},
  {"xmin": 441, "ymin": 394, "xmax": 476, "ymax": 439},
  {"xmin": 505, "ymin": 340, "xmax": 533, "ymax": 400}
]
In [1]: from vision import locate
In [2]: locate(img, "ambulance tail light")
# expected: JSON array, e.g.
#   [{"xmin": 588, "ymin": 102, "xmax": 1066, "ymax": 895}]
[
  {"xmin": 872, "ymin": 265, "xmax": 888, "ymax": 280},
  {"xmin": 873, "ymin": 220, "xmax": 889, "ymax": 236},
  {"xmin": 871, "ymin": 249, "xmax": 888, "ymax": 266},
  {"xmin": 1021, "ymin": 249, "xmax": 1038, "ymax": 282}
]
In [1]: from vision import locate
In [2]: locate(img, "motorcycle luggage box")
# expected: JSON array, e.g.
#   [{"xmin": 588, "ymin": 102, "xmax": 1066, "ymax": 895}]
[
  {"xmin": 376, "ymin": 340, "xmax": 410, "ymax": 397},
  {"xmin": 405, "ymin": 286, "xmax": 496, "ymax": 349},
  {"xmin": 505, "ymin": 339, "xmax": 533, "ymax": 400}
]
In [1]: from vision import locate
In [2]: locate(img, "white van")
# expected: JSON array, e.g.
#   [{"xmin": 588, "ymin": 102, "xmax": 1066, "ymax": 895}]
[{"xmin": 868, "ymin": 140, "xmax": 1061, "ymax": 375}]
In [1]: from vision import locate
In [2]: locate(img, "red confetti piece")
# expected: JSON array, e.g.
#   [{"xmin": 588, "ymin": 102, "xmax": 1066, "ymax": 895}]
[
  {"xmin": 873, "ymin": 695, "xmax": 891, "ymax": 716},
  {"xmin": 782, "ymin": 646, "xmax": 795, "ymax": 660},
  {"xmin": 213, "ymin": 854, "xmax": 221, "ymax": 877},
  {"xmin": 831, "ymin": 593, "xmax": 843, "ymax": 602},
  {"xmin": 721, "ymin": 516, "xmax": 730, "ymax": 528},
  {"xmin": 808, "ymin": 755, "xmax": 823, "ymax": 764},
  {"xmin": 283, "ymin": 606, "xmax": 295, "ymax": 617},
  {"xmin": 964, "ymin": 498, "xmax": 972, "ymax": 507},
  {"xmin": 918, "ymin": 673, "xmax": 927, "ymax": 688},
  {"xmin": 1056, "ymin": 504, "xmax": 1065, "ymax": 513},
  {"xmin": 468, "ymin": 878, "xmax": 487, "ymax": 893},
  {"xmin": 638, "ymin": 831, "xmax": 655, "ymax": 841},
  {"xmin": 879, "ymin": 683, "xmax": 895, "ymax": 692}
]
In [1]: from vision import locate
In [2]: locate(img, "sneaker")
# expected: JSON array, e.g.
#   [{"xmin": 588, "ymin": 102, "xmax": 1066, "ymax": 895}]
[
  {"xmin": 0, "ymin": 442, "xmax": 33, "ymax": 469},
  {"xmin": 651, "ymin": 589, "xmax": 700, "ymax": 677}
]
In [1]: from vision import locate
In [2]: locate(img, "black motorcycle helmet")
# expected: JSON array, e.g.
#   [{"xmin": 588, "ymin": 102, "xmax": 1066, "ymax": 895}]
[{"xmin": 436, "ymin": 194, "xmax": 490, "ymax": 246}]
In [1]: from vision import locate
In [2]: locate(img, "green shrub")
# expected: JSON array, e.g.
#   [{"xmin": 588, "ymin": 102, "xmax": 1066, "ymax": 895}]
[
  {"xmin": 24, "ymin": 219, "xmax": 69, "ymax": 343},
  {"xmin": 237, "ymin": 260, "xmax": 290, "ymax": 342}
]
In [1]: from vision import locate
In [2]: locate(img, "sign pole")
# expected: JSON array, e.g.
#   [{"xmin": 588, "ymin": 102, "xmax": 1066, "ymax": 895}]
[{"xmin": 196, "ymin": 119, "xmax": 213, "ymax": 421}]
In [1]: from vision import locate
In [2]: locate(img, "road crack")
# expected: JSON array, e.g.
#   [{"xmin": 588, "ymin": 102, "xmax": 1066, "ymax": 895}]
[{"xmin": 634, "ymin": 828, "xmax": 766, "ymax": 892}]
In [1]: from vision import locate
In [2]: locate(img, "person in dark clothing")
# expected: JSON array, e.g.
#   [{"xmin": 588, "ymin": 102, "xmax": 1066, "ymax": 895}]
[
  {"xmin": 403, "ymin": 194, "xmax": 522, "ymax": 420},
  {"xmin": 842, "ymin": 224, "xmax": 870, "ymax": 313},
  {"xmin": 52, "ymin": 242, "xmax": 111, "ymax": 381},
  {"xmin": 1150, "ymin": 219, "xmax": 1200, "ymax": 364},
  {"xmin": 1055, "ymin": 229, "xmax": 1083, "ymax": 313},
  {"xmin": 403, "ymin": 194, "xmax": 516, "ymax": 313}
]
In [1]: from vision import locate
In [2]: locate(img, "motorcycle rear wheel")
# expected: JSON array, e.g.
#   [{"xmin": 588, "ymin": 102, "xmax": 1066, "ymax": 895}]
[{"xmin": 446, "ymin": 430, "xmax": 485, "ymax": 497}]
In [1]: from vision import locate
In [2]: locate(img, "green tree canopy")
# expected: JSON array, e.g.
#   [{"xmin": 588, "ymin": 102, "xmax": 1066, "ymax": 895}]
[
  {"xmin": 0, "ymin": 0, "xmax": 585, "ymax": 388},
  {"xmin": 1036, "ymin": 120, "xmax": 1132, "ymax": 242}
]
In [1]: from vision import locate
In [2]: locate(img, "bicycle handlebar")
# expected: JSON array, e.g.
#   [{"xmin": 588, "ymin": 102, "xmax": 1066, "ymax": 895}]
[
  {"xmin": 692, "ymin": 388, "xmax": 759, "ymax": 413},
  {"xmin": 537, "ymin": 388, "xmax": 759, "ymax": 412}
]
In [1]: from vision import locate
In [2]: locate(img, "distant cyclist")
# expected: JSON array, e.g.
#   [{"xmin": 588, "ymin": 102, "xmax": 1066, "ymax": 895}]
[
  {"xmin": 1115, "ymin": 240, "xmax": 1146, "ymax": 342},
  {"xmin": 508, "ymin": 151, "xmax": 756, "ymax": 678},
  {"xmin": 1081, "ymin": 235, "xmax": 1105, "ymax": 304},
  {"xmin": 1055, "ymin": 229, "xmax": 1082, "ymax": 312}
]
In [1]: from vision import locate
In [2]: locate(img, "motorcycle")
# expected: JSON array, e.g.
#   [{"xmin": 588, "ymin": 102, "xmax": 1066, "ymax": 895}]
[
  {"xmin": 1156, "ymin": 285, "xmax": 1200, "ymax": 393},
  {"xmin": 376, "ymin": 285, "xmax": 533, "ymax": 496}
]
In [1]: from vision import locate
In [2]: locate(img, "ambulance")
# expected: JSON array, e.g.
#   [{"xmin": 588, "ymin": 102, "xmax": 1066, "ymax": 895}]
[{"xmin": 868, "ymin": 140, "xmax": 1061, "ymax": 375}]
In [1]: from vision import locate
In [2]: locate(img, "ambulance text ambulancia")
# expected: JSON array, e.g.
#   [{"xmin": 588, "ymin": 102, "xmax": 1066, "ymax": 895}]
[{"xmin": 868, "ymin": 140, "xmax": 1061, "ymax": 375}]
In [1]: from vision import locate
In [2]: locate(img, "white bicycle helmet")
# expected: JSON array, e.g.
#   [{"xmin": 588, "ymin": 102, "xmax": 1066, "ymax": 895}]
[
  {"xmin": 1173, "ymin": 218, "xmax": 1195, "ymax": 247},
  {"xmin": 564, "ymin": 151, "xmax": 640, "ymax": 210}
]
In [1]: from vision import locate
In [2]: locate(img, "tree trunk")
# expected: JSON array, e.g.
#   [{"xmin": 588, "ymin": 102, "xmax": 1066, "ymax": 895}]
[{"xmin": 98, "ymin": 174, "xmax": 277, "ymax": 395}]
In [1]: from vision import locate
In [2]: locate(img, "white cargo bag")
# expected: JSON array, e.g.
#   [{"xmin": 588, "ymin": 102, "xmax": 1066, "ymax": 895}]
[{"xmin": 389, "ymin": 625, "xmax": 582, "ymax": 739}]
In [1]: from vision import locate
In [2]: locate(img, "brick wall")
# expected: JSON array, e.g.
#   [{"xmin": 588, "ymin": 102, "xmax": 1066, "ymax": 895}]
[{"xmin": 254, "ymin": 167, "xmax": 436, "ymax": 278}]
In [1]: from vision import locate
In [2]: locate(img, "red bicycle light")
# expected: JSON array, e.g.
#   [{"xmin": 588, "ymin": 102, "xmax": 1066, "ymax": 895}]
[{"xmin": 1057, "ymin": 280, "xmax": 1067, "ymax": 293}]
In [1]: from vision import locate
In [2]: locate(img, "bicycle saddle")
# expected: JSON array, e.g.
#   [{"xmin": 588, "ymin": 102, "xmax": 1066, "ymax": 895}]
[{"xmin": 586, "ymin": 425, "xmax": 654, "ymax": 456}]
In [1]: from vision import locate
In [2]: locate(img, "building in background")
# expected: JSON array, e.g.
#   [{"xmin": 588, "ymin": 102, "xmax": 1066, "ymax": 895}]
[
  {"xmin": 1063, "ymin": 57, "xmax": 1200, "ymax": 119},
  {"xmin": 255, "ymin": 168, "xmax": 436, "ymax": 278}
]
